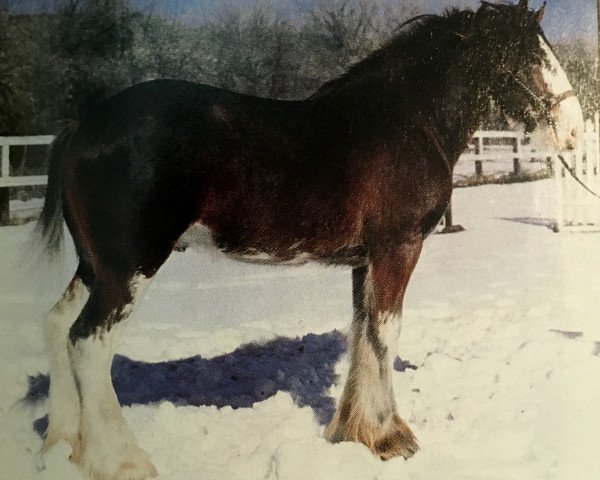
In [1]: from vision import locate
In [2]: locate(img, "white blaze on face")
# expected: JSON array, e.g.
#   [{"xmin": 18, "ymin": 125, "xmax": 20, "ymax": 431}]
[{"xmin": 538, "ymin": 35, "xmax": 584, "ymax": 151}]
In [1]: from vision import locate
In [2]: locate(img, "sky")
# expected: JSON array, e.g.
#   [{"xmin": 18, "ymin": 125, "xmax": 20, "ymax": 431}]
[
  {"xmin": 135, "ymin": 0, "xmax": 598, "ymax": 44},
  {"xmin": 8, "ymin": 0, "xmax": 599, "ymax": 44},
  {"xmin": 426, "ymin": 0, "xmax": 597, "ymax": 43}
]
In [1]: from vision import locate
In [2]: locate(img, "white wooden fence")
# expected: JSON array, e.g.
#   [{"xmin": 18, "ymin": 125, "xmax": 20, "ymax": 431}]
[
  {"xmin": 451, "ymin": 120, "xmax": 600, "ymax": 233},
  {"xmin": 554, "ymin": 113, "xmax": 600, "ymax": 232},
  {"xmin": 0, "ymin": 135, "xmax": 53, "ymax": 224},
  {"xmin": 457, "ymin": 129, "xmax": 554, "ymax": 179}
]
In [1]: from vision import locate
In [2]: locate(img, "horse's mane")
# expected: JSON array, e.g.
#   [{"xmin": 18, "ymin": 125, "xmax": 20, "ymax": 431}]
[{"xmin": 310, "ymin": 2, "xmax": 539, "ymax": 99}]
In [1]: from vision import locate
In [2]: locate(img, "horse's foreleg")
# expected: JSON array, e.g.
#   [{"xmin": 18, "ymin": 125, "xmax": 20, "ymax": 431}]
[
  {"xmin": 44, "ymin": 273, "xmax": 89, "ymax": 451},
  {"xmin": 68, "ymin": 273, "xmax": 157, "ymax": 480},
  {"xmin": 326, "ymin": 238, "xmax": 423, "ymax": 460}
]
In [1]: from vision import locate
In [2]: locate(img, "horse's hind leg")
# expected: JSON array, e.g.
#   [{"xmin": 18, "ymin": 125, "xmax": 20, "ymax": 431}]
[
  {"xmin": 44, "ymin": 264, "xmax": 92, "ymax": 451},
  {"xmin": 326, "ymin": 237, "xmax": 423, "ymax": 460},
  {"xmin": 68, "ymin": 271, "xmax": 157, "ymax": 480}
]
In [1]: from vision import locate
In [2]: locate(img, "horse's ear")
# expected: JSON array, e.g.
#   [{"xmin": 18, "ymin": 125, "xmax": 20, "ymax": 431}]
[{"xmin": 534, "ymin": 1, "xmax": 546, "ymax": 23}]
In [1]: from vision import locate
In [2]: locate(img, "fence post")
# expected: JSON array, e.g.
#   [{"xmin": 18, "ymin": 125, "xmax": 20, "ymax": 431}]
[
  {"xmin": 0, "ymin": 137, "xmax": 54, "ymax": 226},
  {"xmin": 554, "ymin": 154, "xmax": 563, "ymax": 232},
  {"xmin": 513, "ymin": 136, "xmax": 521, "ymax": 175},
  {"xmin": 1, "ymin": 143, "xmax": 8, "ymax": 178},
  {"xmin": 0, "ymin": 145, "xmax": 8, "ymax": 225},
  {"xmin": 475, "ymin": 160, "xmax": 483, "ymax": 178},
  {"xmin": 0, "ymin": 188, "xmax": 8, "ymax": 225},
  {"xmin": 475, "ymin": 134, "xmax": 483, "ymax": 178}
]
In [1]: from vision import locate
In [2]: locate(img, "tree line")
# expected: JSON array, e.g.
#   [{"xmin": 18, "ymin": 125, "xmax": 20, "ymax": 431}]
[{"xmin": 0, "ymin": 0, "xmax": 598, "ymax": 136}]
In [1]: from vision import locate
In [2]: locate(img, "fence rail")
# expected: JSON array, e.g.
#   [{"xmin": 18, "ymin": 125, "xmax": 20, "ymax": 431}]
[
  {"xmin": 554, "ymin": 113, "xmax": 600, "ymax": 232},
  {"xmin": 1, "ymin": 123, "xmax": 600, "ymax": 232},
  {"xmin": 457, "ymin": 130, "xmax": 555, "ymax": 178},
  {"xmin": 0, "ymin": 135, "xmax": 53, "ymax": 224}
]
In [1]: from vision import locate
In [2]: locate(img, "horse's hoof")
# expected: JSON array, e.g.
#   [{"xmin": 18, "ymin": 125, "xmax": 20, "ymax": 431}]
[
  {"xmin": 109, "ymin": 456, "xmax": 158, "ymax": 480},
  {"xmin": 372, "ymin": 419, "xmax": 419, "ymax": 460},
  {"xmin": 70, "ymin": 441, "xmax": 158, "ymax": 480},
  {"xmin": 325, "ymin": 412, "xmax": 419, "ymax": 460}
]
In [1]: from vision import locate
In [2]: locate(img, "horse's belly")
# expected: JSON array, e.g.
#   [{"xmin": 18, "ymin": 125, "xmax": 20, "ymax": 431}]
[
  {"xmin": 174, "ymin": 223, "xmax": 364, "ymax": 266},
  {"xmin": 174, "ymin": 223, "xmax": 312, "ymax": 265}
]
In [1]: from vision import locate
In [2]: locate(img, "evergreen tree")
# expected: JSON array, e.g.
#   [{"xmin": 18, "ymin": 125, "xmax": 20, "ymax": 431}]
[
  {"xmin": 554, "ymin": 40, "xmax": 599, "ymax": 119},
  {"xmin": 0, "ymin": 10, "xmax": 67, "ymax": 134},
  {"xmin": 55, "ymin": 0, "xmax": 139, "ymax": 115},
  {"xmin": 207, "ymin": 5, "xmax": 301, "ymax": 99}
]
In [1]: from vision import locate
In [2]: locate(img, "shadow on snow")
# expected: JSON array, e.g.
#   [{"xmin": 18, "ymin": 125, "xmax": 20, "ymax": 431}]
[
  {"xmin": 498, "ymin": 217, "xmax": 558, "ymax": 231},
  {"xmin": 24, "ymin": 330, "xmax": 417, "ymax": 438}
]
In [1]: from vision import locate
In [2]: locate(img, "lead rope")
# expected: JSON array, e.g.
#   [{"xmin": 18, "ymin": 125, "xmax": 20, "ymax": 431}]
[
  {"xmin": 556, "ymin": 154, "xmax": 600, "ymax": 200},
  {"xmin": 507, "ymin": 74, "xmax": 600, "ymax": 199}
]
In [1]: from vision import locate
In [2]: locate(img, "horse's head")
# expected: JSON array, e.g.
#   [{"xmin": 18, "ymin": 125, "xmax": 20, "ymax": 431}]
[{"xmin": 472, "ymin": 0, "xmax": 584, "ymax": 151}]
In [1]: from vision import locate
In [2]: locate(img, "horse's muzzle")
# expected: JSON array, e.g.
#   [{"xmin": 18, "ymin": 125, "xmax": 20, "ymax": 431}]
[{"xmin": 552, "ymin": 96, "xmax": 584, "ymax": 152}]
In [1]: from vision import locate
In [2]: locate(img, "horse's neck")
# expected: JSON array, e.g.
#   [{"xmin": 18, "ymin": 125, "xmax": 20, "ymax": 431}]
[
  {"xmin": 310, "ymin": 58, "xmax": 492, "ymax": 168},
  {"xmin": 429, "ymin": 64, "xmax": 495, "ymax": 165}
]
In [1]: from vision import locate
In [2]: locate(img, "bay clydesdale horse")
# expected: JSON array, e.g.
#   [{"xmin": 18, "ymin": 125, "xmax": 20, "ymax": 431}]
[{"xmin": 37, "ymin": 1, "xmax": 583, "ymax": 478}]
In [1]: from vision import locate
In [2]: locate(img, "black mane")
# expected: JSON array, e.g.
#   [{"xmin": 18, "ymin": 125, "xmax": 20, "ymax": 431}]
[{"xmin": 311, "ymin": 2, "xmax": 543, "ymax": 98}]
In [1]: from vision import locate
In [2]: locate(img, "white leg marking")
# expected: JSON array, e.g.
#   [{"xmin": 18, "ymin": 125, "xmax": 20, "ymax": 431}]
[
  {"xmin": 538, "ymin": 36, "xmax": 584, "ymax": 151},
  {"xmin": 69, "ymin": 274, "xmax": 157, "ymax": 480},
  {"xmin": 327, "ymin": 304, "xmax": 418, "ymax": 458},
  {"xmin": 351, "ymin": 311, "xmax": 401, "ymax": 424},
  {"xmin": 44, "ymin": 276, "xmax": 89, "ymax": 451}
]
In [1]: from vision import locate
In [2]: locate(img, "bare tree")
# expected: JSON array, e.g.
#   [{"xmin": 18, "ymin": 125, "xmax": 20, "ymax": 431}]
[{"xmin": 309, "ymin": 0, "xmax": 379, "ymax": 64}]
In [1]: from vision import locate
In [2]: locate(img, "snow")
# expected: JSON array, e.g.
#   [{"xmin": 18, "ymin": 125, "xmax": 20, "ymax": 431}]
[
  {"xmin": 2, "ymin": 179, "xmax": 600, "ymax": 479},
  {"xmin": 453, "ymin": 155, "xmax": 548, "ymax": 181}
]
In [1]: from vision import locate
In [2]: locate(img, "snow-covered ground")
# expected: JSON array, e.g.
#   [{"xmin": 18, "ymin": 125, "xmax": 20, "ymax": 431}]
[
  {"xmin": 453, "ymin": 156, "xmax": 548, "ymax": 181},
  {"xmin": 2, "ymin": 179, "xmax": 600, "ymax": 480}
]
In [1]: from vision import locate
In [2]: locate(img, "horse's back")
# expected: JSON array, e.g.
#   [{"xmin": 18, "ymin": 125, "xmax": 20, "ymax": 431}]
[
  {"xmin": 56, "ymin": 79, "xmax": 448, "ymax": 275},
  {"xmin": 58, "ymin": 80, "xmax": 333, "ymax": 276}
]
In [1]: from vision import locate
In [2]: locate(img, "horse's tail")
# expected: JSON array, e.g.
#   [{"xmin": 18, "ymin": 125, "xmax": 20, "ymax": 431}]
[{"xmin": 35, "ymin": 123, "xmax": 77, "ymax": 256}]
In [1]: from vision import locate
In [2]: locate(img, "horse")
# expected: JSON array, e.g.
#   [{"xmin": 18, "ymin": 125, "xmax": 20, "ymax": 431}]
[{"xmin": 36, "ymin": 1, "xmax": 583, "ymax": 478}]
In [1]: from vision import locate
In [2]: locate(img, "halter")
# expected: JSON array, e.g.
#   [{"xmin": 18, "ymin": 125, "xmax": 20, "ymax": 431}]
[
  {"xmin": 507, "ymin": 74, "xmax": 600, "ymax": 201},
  {"xmin": 507, "ymin": 72, "xmax": 575, "ymax": 125}
]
